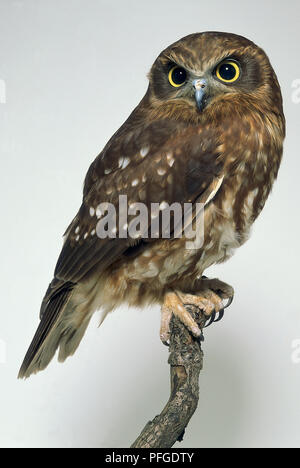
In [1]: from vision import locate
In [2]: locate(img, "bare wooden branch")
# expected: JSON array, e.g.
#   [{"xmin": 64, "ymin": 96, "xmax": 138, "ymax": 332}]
[{"xmin": 131, "ymin": 305, "xmax": 207, "ymax": 448}]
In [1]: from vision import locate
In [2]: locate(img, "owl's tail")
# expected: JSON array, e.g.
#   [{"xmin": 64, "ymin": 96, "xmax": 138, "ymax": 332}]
[{"xmin": 18, "ymin": 283, "xmax": 94, "ymax": 379}]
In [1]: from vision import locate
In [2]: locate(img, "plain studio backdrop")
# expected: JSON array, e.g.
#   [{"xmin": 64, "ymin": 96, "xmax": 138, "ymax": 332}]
[{"xmin": 0, "ymin": 0, "xmax": 299, "ymax": 448}]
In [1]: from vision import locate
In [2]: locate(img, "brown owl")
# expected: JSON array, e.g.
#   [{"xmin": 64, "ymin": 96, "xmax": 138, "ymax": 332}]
[{"xmin": 19, "ymin": 31, "xmax": 285, "ymax": 379}]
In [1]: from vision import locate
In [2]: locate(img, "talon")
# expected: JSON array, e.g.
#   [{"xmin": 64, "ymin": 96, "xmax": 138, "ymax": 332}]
[
  {"xmin": 204, "ymin": 311, "xmax": 216, "ymax": 328},
  {"xmin": 160, "ymin": 335, "xmax": 170, "ymax": 347},
  {"xmin": 223, "ymin": 296, "xmax": 233, "ymax": 309},
  {"xmin": 198, "ymin": 332, "xmax": 205, "ymax": 342},
  {"xmin": 214, "ymin": 309, "xmax": 224, "ymax": 322}
]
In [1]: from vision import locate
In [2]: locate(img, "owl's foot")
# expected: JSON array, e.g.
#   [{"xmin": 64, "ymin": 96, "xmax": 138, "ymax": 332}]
[
  {"xmin": 160, "ymin": 279, "xmax": 234, "ymax": 345},
  {"xmin": 192, "ymin": 277, "xmax": 234, "ymax": 328},
  {"xmin": 195, "ymin": 277, "xmax": 234, "ymax": 309}
]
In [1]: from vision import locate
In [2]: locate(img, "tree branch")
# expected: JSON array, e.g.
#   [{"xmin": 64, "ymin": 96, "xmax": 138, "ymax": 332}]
[{"xmin": 131, "ymin": 305, "xmax": 207, "ymax": 448}]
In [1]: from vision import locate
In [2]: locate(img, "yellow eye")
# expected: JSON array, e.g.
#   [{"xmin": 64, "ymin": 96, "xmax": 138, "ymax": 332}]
[
  {"xmin": 216, "ymin": 61, "xmax": 240, "ymax": 83},
  {"xmin": 168, "ymin": 66, "xmax": 187, "ymax": 87}
]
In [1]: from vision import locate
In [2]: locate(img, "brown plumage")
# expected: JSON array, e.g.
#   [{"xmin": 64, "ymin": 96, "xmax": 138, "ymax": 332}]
[{"xmin": 19, "ymin": 31, "xmax": 285, "ymax": 378}]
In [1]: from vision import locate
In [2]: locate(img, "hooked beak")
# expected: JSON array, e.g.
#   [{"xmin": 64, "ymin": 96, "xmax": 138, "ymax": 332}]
[{"xmin": 193, "ymin": 79, "xmax": 207, "ymax": 111}]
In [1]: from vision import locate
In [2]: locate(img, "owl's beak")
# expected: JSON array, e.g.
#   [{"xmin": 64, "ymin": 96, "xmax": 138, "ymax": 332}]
[{"xmin": 193, "ymin": 79, "xmax": 207, "ymax": 111}]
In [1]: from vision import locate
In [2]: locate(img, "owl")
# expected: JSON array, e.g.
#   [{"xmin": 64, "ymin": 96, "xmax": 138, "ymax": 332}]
[{"xmin": 19, "ymin": 32, "xmax": 285, "ymax": 378}]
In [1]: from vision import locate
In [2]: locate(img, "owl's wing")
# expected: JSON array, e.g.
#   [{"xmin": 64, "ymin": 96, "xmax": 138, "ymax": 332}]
[{"xmin": 42, "ymin": 119, "xmax": 224, "ymax": 310}]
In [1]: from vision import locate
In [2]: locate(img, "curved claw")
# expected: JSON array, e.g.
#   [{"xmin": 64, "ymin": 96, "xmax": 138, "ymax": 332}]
[
  {"xmin": 204, "ymin": 308, "xmax": 225, "ymax": 327},
  {"xmin": 198, "ymin": 332, "xmax": 205, "ymax": 342},
  {"xmin": 204, "ymin": 311, "xmax": 216, "ymax": 328},
  {"xmin": 161, "ymin": 339, "xmax": 170, "ymax": 347},
  {"xmin": 223, "ymin": 296, "xmax": 234, "ymax": 309},
  {"xmin": 214, "ymin": 309, "xmax": 224, "ymax": 322}
]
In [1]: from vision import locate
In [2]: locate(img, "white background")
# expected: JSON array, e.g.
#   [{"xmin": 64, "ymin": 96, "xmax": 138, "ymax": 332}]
[{"xmin": 0, "ymin": 0, "xmax": 300, "ymax": 448}]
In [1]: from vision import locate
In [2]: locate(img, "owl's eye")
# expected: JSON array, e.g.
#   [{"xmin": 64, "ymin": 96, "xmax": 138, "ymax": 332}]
[
  {"xmin": 168, "ymin": 66, "xmax": 187, "ymax": 87},
  {"xmin": 215, "ymin": 60, "xmax": 240, "ymax": 83}
]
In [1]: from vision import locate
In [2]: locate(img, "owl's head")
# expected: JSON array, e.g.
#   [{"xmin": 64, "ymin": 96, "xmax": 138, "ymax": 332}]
[{"xmin": 148, "ymin": 32, "xmax": 283, "ymax": 118}]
